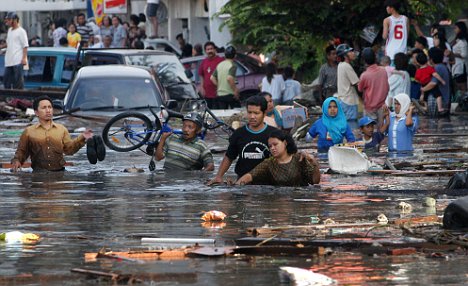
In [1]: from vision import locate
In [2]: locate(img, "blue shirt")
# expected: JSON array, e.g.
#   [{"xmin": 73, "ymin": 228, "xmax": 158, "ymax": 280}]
[
  {"xmin": 431, "ymin": 64, "xmax": 450, "ymax": 106},
  {"xmin": 283, "ymin": 79, "xmax": 301, "ymax": 102},
  {"xmin": 388, "ymin": 115, "xmax": 418, "ymax": 152},
  {"xmin": 357, "ymin": 132, "xmax": 385, "ymax": 151},
  {"xmin": 308, "ymin": 118, "xmax": 355, "ymax": 152}
]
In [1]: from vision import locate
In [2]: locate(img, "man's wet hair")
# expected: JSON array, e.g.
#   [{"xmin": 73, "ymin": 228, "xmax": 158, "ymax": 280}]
[
  {"xmin": 176, "ymin": 33, "xmax": 184, "ymax": 40},
  {"xmin": 246, "ymin": 95, "xmax": 267, "ymax": 112},
  {"xmin": 325, "ymin": 45, "xmax": 336, "ymax": 55},
  {"xmin": 416, "ymin": 52, "xmax": 428, "ymax": 65},
  {"xmin": 259, "ymin": 91, "xmax": 272, "ymax": 98},
  {"xmin": 410, "ymin": 48, "xmax": 423, "ymax": 56},
  {"xmin": 415, "ymin": 36, "xmax": 428, "ymax": 48},
  {"xmin": 204, "ymin": 41, "xmax": 216, "ymax": 50},
  {"xmin": 384, "ymin": 0, "xmax": 401, "ymax": 11},
  {"xmin": 284, "ymin": 66, "xmax": 295, "ymax": 79},
  {"xmin": 394, "ymin": 53, "xmax": 408, "ymax": 70},
  {"xmin": 33, "ymin": 95, "xmax": 53, "ymax": 110},
  {"xmin": 428, "ymin": 47, "xmax": 444, "ymax": 64},
  {"xmin": 269, "ymin": 129, "xmax": 298, "ymax": 154},
  {"xmin": 59, "ymin": 37, "xmax": 68, "ymax": 46},
  {"xmin": 77, "ymin": 13, "xmax": 86, "ymax": 19},
  {"xmin": 380, "ymin": 55, "xmax": 391, "ymax": 65}
]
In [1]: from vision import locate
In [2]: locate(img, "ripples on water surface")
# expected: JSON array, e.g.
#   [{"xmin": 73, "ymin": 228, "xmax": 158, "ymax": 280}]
[{"xmin": 1, "ymin": 116, "xmax": 468, "ymax": 285}]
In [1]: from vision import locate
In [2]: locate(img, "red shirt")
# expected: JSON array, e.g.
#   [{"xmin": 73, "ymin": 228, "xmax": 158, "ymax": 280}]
[
  {"xmin": 415, "ymin": 65, "xmax": 435, "ymax": 86},
  {"xmin": 358, "ymin": 64, "xmax": 389, "ymax": 112},
  {"xmin": 198, "ymin": 55, "xmax": 224, "ymax": 99}
]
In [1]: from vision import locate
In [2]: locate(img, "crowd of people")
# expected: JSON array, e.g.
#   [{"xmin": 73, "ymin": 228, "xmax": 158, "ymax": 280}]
[{"xmin": 5, "ymin": 0, "xmax": 468, "ymax": 188}]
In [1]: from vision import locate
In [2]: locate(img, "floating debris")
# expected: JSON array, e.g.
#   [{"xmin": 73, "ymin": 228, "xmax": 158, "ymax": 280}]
[
  {"xmin": 201, "ymin": 210, "xmax": 227, "ymax": 221},
  {"xmin": 0, "ymin": 231, "xmax": 40, "ymax": 244},
  {"xmin": 398, "ymin": 202, "xmax": 413, "ymax": 213},
  {"xmin": 278, "ymin": 266, "xmax": 337, "ymax": 286},
  {"xmin": 377, "ymin": 214, "xmax": 388, "ymax": 224}
]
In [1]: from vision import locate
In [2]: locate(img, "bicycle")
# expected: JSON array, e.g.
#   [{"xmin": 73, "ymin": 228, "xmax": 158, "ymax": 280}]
[{"xmin": 101, "ymin": 100, "xmax": 234, "ymax": 155}]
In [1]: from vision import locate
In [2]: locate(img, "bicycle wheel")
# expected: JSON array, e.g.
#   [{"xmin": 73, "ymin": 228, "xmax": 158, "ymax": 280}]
[{"xmin": 102, "ymin": 112, "xmax": 154, "ymax": 152}]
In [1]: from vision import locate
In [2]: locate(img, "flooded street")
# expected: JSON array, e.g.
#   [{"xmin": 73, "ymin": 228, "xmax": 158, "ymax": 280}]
[{"xmin": 1, "ymin": 115, "xmax": 468, "ymax": 285}]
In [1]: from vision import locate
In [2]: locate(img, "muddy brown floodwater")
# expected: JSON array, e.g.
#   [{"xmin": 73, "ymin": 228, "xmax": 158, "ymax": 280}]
[{"xmin": 0, "ymin": 115, "xmax": 468, "ymax": 285}]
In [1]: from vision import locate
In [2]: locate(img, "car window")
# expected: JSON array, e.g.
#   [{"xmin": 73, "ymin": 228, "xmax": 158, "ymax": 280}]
[
  {"xmin": 71, "ymin": 77, "xmax": 162, "ymax": 110},
  {"xmin": 25, "ymin": 56, "xmax": 56, "ymax": 83},
  {"xmin": 86, "ymin": 55, "xmax": 120, "ymax": 65},
  {"xmin": 61, "ymin": 56, "xmax": 76, "ymax": 83},
  {"xmin": 235, "ymin": 61, "xmax": 247, "ymax": 76},
  {"xmin": 183, "ymin": 60, "xmax": 200, "ymax": 83},
  {"xmin": 125, "ymin": 54, "xmax": 191, "ymax": 86}
]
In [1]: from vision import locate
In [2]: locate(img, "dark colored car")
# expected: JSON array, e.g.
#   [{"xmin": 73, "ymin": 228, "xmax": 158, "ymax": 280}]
[
  {"xmin": 180, "ymin": 53, "xmax": 265, "ymax": 100},
  {"xmin": 55, "ymin": 65, "xmax": 166, "ymax": 130},
  {"xmin": 82, "ymin": 49, "xmax": 198, "ymax": 105}
]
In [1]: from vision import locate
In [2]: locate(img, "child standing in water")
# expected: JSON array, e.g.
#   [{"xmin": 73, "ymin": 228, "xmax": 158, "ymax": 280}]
[
  {"xmin": 386, "ymin": 93, "xmax": 418, "ymax": 152},
  {"xmin": 307, "ymin": 97, "xmax": 355, "ymax": 152},
  {"xmin": 357, "ymin": 115, "xmax": 389, "ymax": 152}
]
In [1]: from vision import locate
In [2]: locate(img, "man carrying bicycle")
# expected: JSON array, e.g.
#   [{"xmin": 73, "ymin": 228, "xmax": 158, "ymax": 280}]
[{"xmin": 155, "ymin": 112, "xmax": 214, "ymax": 171}]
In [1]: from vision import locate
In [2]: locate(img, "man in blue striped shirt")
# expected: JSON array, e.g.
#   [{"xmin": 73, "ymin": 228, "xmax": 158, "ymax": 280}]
[{"xmin": 155, "ymin": 113, "xmax": 214, "ymax": 171}]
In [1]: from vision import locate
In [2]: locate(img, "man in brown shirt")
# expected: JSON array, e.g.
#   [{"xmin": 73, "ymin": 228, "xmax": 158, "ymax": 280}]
[{"xmin": 11, "ymin": 95, "xmax": 93, "ymax": 172}]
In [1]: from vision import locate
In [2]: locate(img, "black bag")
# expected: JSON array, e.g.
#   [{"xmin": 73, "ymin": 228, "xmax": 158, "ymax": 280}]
[
  {"xmin": 443, "ymin": 196, "xmax": 468, "ymax": 229},
  {"xmin": 446, "ymin": 171, "xmax": 468, "ymax": 190}
]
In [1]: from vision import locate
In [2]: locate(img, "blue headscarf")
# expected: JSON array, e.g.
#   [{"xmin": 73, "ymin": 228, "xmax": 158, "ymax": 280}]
[{"xmin": 321, "ymin": 97, "xmax": 348, "ymax": 144}]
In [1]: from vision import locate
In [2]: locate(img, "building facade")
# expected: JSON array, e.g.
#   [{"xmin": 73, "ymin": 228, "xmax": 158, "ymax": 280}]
[{"xmin": 1, "ymin": 0, "xmax": 232, "ymax": 49}]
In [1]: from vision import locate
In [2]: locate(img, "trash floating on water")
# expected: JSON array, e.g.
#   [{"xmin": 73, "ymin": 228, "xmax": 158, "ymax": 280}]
[
  {"xmin": 377, "ymin": 214, "xmax": 388, "ymax": 224},
  {"xmin": 141, "ymin": 237, "xmax": 215, "ymax": 248},
  {"xmin": 328, "ymin": 146, "xmax": 372, "ymax": 174},
  {"xmin": 423, "ymin": 197, "xmax": 436, "ymax": 207},
  {"xmin": 124, "ymin": 167, "xmax": 144, "ymax": 173},
  {"xmin": 310, "ymin": 215, "xmax": 320, "ymax": 224},
  {"xmin": 278, "ymin": 266, "xmax": 337, "ymax": 285},
  {"xmin": 0, "ymin": 231, "xmax": 40, "ymax": 244},
  {"xmin": 398, "ymin": 202, "xmax": 413, "ymax": 213},
  {"xmin": 201, "ymin": 210, "xmax": 227, "ymax": 221},
  {"xmin": 322, "ymin": 218, "xmax": 336, "ymax": 225}
]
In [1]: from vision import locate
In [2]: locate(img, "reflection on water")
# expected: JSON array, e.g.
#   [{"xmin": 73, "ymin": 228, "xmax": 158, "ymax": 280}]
[{"xmin": 1, "ymin": 115, "xmax": 468, "ymax": 285}]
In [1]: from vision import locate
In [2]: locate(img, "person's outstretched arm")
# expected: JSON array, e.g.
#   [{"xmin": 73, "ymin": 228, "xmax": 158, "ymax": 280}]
[{"xmin": 207, "ymin": 155, "xmax": 232, "ymax": 185}]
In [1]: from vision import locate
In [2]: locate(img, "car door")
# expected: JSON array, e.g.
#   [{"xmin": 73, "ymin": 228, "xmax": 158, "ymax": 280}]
[{"xmin": 24, "ymin": 54, "xmax": 58, "ymax": 89}]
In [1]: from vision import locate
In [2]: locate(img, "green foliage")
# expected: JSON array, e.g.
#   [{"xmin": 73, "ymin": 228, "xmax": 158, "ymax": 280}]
[{"xmin": 218, "ymin": 0, "xmax": 465, "ymax": 82}]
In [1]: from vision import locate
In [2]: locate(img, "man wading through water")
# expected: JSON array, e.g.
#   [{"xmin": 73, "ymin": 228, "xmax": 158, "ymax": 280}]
[
  {"xmin": 208, "ymin": 96, "xmax": 277, "ymax": 184},
  {"xmin": 11, "ymin": 96, "xmax": 95, "ymax": 172}
]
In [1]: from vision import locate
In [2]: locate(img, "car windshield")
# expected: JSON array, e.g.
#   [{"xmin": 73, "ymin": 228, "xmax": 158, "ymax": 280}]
[
  {"xmin": 125, "ymin": 55, "xmax": 191, "ymax": 86},
  {"xmin": 70, "ymin": 77, "xmax": 162, "ymax": 110}
]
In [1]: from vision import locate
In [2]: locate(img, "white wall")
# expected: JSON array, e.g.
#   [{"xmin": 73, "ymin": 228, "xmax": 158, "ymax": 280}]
[
  {"xmin": 2, "ymin": 0, "xmax": 86, "ymax": 11},
  {"xmin": 209, "ymin": 0, "xmax": 231, "ymax": 48}
]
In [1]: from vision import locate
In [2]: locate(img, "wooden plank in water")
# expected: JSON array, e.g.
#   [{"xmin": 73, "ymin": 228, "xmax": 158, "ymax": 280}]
[{"xmin": 368, "ymin": 169, "xmax": 465, "ymax": 176}]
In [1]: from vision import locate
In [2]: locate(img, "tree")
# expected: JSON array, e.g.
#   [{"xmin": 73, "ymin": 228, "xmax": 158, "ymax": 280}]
[{"xmin": 219, "ymin": 0, "xmax": 465, "ymax": 81}]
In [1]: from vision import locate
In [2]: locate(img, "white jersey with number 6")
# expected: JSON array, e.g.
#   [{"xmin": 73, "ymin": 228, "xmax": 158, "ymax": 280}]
[{"xmin": 385, "ymin": 15, "xmax": 408, "ymax": 60}]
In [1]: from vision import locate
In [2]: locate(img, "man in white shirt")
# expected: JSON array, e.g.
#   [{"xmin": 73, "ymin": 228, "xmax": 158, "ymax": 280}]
[
  {"xmin": 336, "ymin": 44, "xmax": 359, "ymax": 121},
  {"xmin": 1, "ymin": 12, "xmax": 28, "ymax": 89}
]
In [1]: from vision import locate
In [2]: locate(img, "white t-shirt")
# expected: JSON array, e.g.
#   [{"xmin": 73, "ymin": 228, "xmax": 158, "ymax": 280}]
[
  {"xmin": 336, "ymin": 62, "xmax": 359, "ymax": 105},
  {"xmin": 385, "ymin": 15, "xmax": 408, "ymax": 60},
  {"xmin": 261, "ymin": 74, "xmax": 285, "ymax": 102},
  {"xmin": 452, "ymin": 39, "xmax": 467, "ymax": 76},
  {"xmin": 5, "ymin": 26, "xmax": 28, "ymax": 67}
]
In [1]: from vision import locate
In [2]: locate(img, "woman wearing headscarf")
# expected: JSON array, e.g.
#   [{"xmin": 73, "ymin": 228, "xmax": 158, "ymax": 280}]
[
  {"xmin": 386, "ymin": 93, "xmax": 418, "ymax": 152},
  {"xmin": 307, "ymin": 97, "xmax": 355, "ymax": 152}
]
